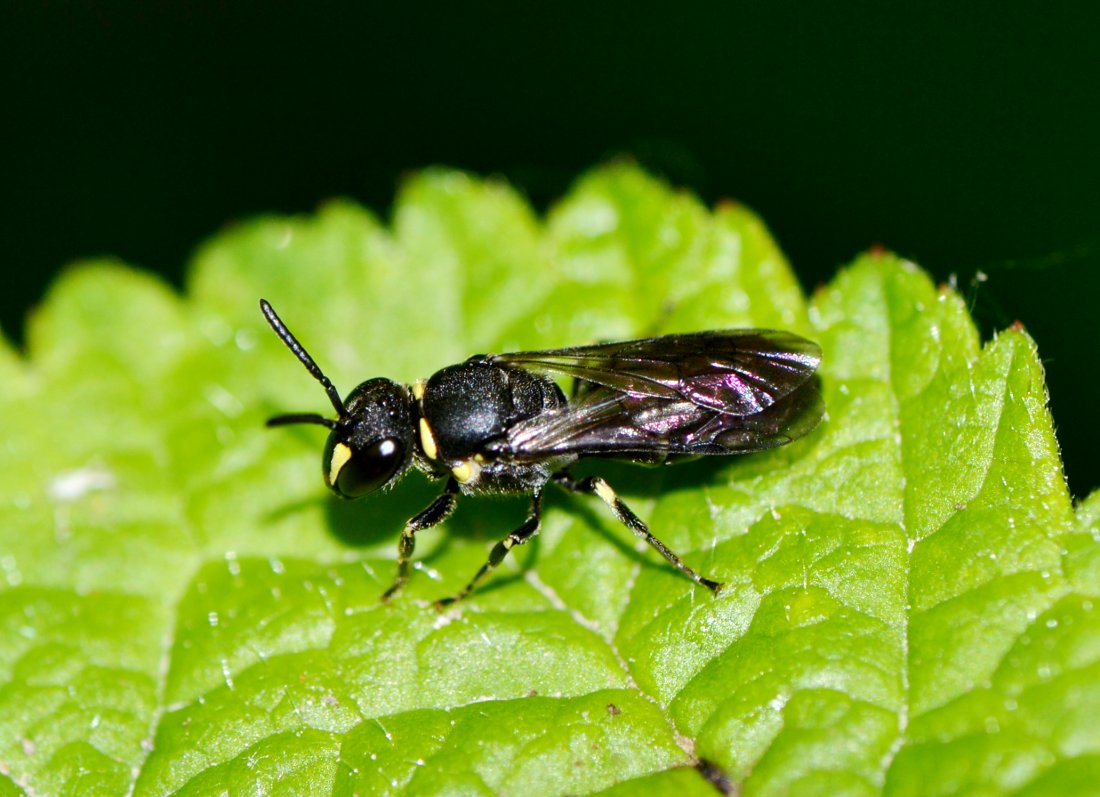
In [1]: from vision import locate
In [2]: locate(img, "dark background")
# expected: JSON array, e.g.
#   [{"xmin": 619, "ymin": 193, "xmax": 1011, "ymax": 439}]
[{"xmin": 3, "ymin": 3, "xmax": 1098, "ymax": 498}]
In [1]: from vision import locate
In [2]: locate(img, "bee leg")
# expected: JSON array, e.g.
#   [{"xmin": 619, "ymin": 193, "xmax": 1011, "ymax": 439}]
[
  {"xmin": 552, "ymin": 472, "xmax": 723, "ymax": 593},
  {"xmin": 381, "ymin": 477, "xmax": 459, "ymax": 602},
  {"xmin": 434, "ymin": 491, "xmax": 544, "ymax": 609}
]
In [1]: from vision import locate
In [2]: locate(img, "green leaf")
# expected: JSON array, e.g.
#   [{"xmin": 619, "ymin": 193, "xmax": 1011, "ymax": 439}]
[{"xmin": 1, "ymin": 165, "xmax": 1096, "ymax": 795}]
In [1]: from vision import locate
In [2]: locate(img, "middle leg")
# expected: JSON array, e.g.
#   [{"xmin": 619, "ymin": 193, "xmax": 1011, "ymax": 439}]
[{"xmin": 435, "ymin": 490, "xmax": 544, "ymax": 608}]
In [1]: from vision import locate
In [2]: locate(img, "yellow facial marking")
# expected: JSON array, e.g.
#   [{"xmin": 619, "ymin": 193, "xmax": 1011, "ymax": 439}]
[
  {"xmin": 411, "ymin": 379, "xmax": 427, "ymax": 400},
  {"xmin": 419, "ymin": 418, "xmax": 439, "ymax": 460},
  {"xmin": 328, "ymin": 442, "xmax": 353, "ymax": 487},
  {"xmin": 452, "ymin": 459, "xmax": 482, "ymax": 485}
]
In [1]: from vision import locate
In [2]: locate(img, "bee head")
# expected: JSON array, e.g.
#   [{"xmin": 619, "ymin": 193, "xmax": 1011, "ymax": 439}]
[
  {"xmin": 260, "ymin": 299, "xmax": 414, "ymax": 499},
  {"xmin": 322, "ymin": 378, "xmax": 414, "ymax": 498}
]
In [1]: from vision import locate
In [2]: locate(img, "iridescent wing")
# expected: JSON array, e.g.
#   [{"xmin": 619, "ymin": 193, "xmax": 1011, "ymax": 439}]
[{"xmin": 491, "ymin": 330, "xmax": 823, "ymax": 460}]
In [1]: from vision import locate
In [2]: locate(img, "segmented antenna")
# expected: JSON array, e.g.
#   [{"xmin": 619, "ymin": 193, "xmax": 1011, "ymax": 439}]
[{"xmin": 260, "ymin": 299, "xmax": 346, "ymax": 420}]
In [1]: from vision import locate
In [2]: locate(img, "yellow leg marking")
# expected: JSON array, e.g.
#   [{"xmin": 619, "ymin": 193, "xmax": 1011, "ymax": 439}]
[
  {"xmin": 593, "ymin": 478, "xmax": 618, "ymax": 507},
  {"xmin": 419, "ymin": 418, "xmax": 439, "ymax": 460},
  {"xmin": 327, "ymin": 442, "xmax": 353, "ymax": 487},
  {"xmin": 451, "ymin": 459, "xmax": 482, "ymax": 485}
]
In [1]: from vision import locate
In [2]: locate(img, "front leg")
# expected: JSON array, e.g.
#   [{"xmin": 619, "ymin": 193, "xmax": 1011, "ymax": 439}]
[
  {"xmin": 552, "ymin": 471, "xmax": 723, "ymax": 593},
  {"xmin": 435, "ymin": 491, "xmax": 544, "ymax": 609},
  {"xmin": 381, "ymin": 477, "xmax": 460, "ymax": 602}
]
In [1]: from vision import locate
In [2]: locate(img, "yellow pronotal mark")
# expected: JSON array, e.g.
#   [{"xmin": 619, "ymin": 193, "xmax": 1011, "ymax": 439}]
[
  {"xmin": 593, "ymin": 478, "xmax": 618, "ymax": 506},
  {"xmin": 452, "ymin": 459, "xmax": 482, "ymax": 484},
  {"xmin": 411, "ymin": 379, "xmax": 427, "ymax": 400},
  {"xmin": 419, "ymin": 418, "xmax": 439, "ymax": 460},
  {"xmin": 328, "ymin": 442, "xmax": 353, "ymax": 487}
]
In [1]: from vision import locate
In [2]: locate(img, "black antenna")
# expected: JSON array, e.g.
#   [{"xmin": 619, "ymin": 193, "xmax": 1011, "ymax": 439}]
[{"xmin": 260, "ymin": 299, "xmax": 345, "ymax": 425}]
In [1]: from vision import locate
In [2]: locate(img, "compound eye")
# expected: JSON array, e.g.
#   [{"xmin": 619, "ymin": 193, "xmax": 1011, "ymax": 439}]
[{"xmin": 325, "ymin": 437, "xmax": 404, "ymax": 498}]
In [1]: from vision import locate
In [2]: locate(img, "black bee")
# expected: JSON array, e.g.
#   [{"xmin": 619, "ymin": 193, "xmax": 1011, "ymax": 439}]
[{"xmin": 260, "ymin": 299, "xmax": 823, "ymax": 607}]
